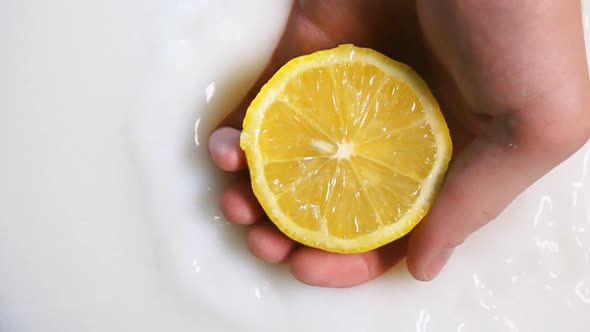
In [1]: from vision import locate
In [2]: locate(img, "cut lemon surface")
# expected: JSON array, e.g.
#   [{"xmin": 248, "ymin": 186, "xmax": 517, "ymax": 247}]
[{"xmin": 240, "ymin": 44, "xmax": 452, "ymax": 253}]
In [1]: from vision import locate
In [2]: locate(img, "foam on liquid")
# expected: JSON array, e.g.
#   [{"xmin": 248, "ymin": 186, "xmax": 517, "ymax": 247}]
[{"xmin": 0, "ymin": 0, "xmax": 589, "ymax": 331}]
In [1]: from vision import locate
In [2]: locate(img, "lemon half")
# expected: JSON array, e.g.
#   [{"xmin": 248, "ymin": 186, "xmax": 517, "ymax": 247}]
[{"xmin": 240, "ymin": 44, "xmax": 452, "ymax": 253}]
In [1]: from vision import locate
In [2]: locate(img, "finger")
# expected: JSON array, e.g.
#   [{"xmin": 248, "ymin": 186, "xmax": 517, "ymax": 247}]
[
  {"xmin": 247, "ymin": 221, "xmax": 296, "ymax": 263},
  {"xmin": 406, "ymin": 114, "xmax": 586, "ymax": 281},
  {"xmin": 290, "ymin": 237, "xmax": 408, "ymax": 288},
  {"xmin": 208, "ymin": 127, "xmax": 247, "ymax": 171},
  {"xmin": 220, "ymin": 180, "xmax": 263, "ymax": 225}
]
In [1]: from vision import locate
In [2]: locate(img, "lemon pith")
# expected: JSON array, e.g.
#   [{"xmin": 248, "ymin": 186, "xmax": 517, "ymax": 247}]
[{"xmin": 240, "ymin": 44, "xmax": 452, "ymax": 253}]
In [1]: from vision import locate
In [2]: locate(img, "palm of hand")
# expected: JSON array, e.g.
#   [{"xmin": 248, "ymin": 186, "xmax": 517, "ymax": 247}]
[
  {"xmin": 209, "ymin": 0, "xmax": 590, "ymax": 287},
  {"xmin": 212, "ymin": 0, "xmax": 473, "ymax": 287}
]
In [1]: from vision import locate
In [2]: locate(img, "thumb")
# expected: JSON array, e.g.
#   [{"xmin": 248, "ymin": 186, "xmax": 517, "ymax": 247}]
[
  {"xmin": 410, "ymin": 0, "xmax": 590, "ymax": 281},
  {"xmin": 406, "ymin": 114, "xmax": 584, "ymax": 281}
]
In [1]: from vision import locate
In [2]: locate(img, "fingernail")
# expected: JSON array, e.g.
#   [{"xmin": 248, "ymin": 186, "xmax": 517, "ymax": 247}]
[
  {"xmin": 209, "ymin": 129, "xmax": 231, "ymax": 153},
  {"xmin": 421, "ymin": 247, "xmax": 454, "ymax": 281}
]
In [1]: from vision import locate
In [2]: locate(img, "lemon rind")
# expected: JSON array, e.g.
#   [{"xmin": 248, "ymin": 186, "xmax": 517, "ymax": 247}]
[{"xmin": 241, "ymin": 44, "xmax": 452, "ymax": 253}]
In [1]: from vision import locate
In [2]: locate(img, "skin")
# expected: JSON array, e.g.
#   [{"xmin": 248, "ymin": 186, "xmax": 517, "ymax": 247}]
[{"xmin": 208, "ymin": 0, "xmax": 590, "ymax": 287}]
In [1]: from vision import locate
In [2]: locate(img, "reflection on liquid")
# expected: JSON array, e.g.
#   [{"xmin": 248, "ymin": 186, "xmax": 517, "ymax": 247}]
[
  {"xmin": 575, "ymin": 280, "xmax": 590, "ymax": 304},
  {"xmin": 253, "ymin": 280, "xmax": 271, "ymax": 301},
  {"xmin": 415, "ymin": 309, "xmax": 431, "ymax": 332},
  {"xmin": 501, "ymin": 317, "xmax": 519, "ymax": 332},
  {"xmin": 191, "ymin": 259, "xmax": 201, "ymax": 273},
  {"xmin": 204, "ymin": 82, "xmax": 216, "ymax": 104},
  {"xmin": 472, "ymin": 273, "xmax": 496, "ymax": 311},
  {"xmin": 1, "ymin": 0, "xmax": 590, "ymax": 331}
]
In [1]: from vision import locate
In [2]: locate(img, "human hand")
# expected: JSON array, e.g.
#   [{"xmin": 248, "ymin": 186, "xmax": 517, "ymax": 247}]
[{"xmin": 208, "ymin": 0, "xmax": 590, "ymax": 287}]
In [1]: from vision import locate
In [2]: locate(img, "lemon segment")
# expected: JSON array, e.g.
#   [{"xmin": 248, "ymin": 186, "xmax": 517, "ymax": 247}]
[{"xmin": 240, "ymin": 44, "xmax": 452, "ymax": 253}]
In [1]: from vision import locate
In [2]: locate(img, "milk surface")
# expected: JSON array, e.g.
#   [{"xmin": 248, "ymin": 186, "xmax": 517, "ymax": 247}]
[{"xmin": 0, "ymin": 1, "xmax": 589, "ymax": 331}]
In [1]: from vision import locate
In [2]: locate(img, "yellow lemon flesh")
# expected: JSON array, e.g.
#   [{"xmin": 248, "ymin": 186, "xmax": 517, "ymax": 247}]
[{"xmin": 240, "ymin": 44, "xmax": 452, "ymax": 253}]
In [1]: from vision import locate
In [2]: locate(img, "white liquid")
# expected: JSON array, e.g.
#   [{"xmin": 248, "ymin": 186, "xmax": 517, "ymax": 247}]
[{"xmin": 0, "ymin": 1, "xmax": 589, "ymax": 331}]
